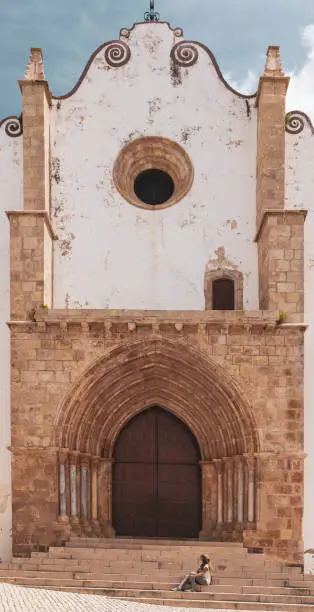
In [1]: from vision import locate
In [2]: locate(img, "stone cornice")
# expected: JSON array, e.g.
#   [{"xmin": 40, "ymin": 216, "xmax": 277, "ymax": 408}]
[
  {"xmin": 31, "ymin": 308, "xmax": 280, "ymax": 323},
  {"xmin": 254, "ymin": 208, "xmax": 307, "ymax": 242},
  {"xmin": 18, "ymin": 79, "xmax": 52, "ymax": 106},
  {"xmin": 256, "ymin": 75, "xmax": 290, "ymax": 107},
  {"xmin": 5, "ymin": 210, "xmax": 58, "ymax": 240},
  {"xmin": 254, "ymin": 451, "xmax": 307, "ymax": 460},
  {"xmin": 7, "ymin": 309, "xmax": 306, "ymax": 334},
  {"xmin": 8, "ymin": 446, "xmax": 60, "ymax": 455}
]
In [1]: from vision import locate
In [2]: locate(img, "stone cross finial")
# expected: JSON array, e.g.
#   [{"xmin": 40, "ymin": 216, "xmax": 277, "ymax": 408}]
[
  {"xmin": 264, "ymin": 46, "xmax": 284, "ymax": 77},
  {"xmin": 207, "ymin": 247, "xmax": 237, "ymax": 270},
  {"xmin": 25, "ymin": 48, "xmax": 45, "ymax": 80}
]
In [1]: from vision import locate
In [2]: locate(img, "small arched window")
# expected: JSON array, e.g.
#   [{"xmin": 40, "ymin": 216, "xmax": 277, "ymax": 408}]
[
  {"xmin": 205, "ymin": 268, "xmax": 243, "ymax": 310},
  {"xmin": 213, "ymin": 278, "xmax": 235, "ymax": 310}
]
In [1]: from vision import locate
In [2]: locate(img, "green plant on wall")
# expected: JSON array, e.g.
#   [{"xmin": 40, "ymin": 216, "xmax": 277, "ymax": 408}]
[{"xmin": 276, "ymin": 311, "xmax": 286, "ymax": 325}]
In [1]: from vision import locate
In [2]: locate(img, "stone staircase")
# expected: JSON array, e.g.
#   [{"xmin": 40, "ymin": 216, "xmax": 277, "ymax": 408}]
[{"xmin": 0, "ymin": 538, "xmax": 314, "ymax": 610}]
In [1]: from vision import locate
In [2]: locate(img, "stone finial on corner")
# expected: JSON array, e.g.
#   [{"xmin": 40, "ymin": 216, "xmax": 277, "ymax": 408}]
[
  {"xmin": 256, "ymin": 45, "xmax": 289, "ymax": 106},
  {"xmin": 263, "ymin": 46, "xmax": 284, "ymax": 77},
  {"xmin": 24, "ymin": 48, "xmax": 45, "ymax": 80}
]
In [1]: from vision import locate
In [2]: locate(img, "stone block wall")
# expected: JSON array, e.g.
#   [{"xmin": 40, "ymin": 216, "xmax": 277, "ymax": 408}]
[
  {"xmin": 7, "ymin": 212, "xmax": 54, "ymax": 320},
  {"xmin": 10, "ymin": 309, "xmax": 304, "ymax": 562},
  {"xmin": 257, "ymin": 211, "xmax": 305, "ymax": 314}
]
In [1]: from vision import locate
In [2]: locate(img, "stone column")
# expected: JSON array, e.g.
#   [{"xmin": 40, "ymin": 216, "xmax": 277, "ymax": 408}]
[
  {"xmin": 237, "ymin": 457, "xmax": 244, "ymax": 525},
  {"xmin": 255, "ymin": 46, "xmax": 305, "ymax": 313},
  {"xmin": 233, "ymin": 456, "xmax": 239, "ymax": 525},
  {"xmin": 76, "ymin": 458, "xmax": 81, "ymax": 519},
  {"xmin": 215, "ymin": 460, "xmax": 223, "ymax": 526},
  {"xmin": 69, "ymin": 453, "xmax": 79, "ymax": 523},
  {"xmin": 80, "ymin": 455, "xmax": 89, "ymax": 523},
  {"xmin": 245, "ymin": 455, "xmax": 256, "ymax": 524},
  {"xmin": 58, "ymin": 450, "xmax": 69, "ymax": 523},
  {"xmin": 226, "ymin": 459, "xmax": 233, "ymax": 524},
  {"xmin": 199, "ymin": 461, "xmax": 217, "ymax": 539},
  {"xmin": 98, "ymin": 458, "xmax": 115, "ymax": 537},
  {"xmin": 91, "ymin": 457, "xmax": 99, "ymax": 523},
  {"xmin": 7, "ymin": 48, "xmax": 55, "ymax": 321},
  {"xmin": 256, "ymin": 46, "xmax": 289, "ymax": 226}
]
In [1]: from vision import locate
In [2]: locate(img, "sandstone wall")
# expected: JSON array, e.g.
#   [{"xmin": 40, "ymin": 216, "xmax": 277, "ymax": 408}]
[
  {"xmin": 10, "ymin": 310, "xmax": 304, "ymax": 562},
  {"xmin": 0, "ymin": 122, "xmax": 22, "ymax": 561},
  {"xmin": 285, "ymin": 118, "xmax": 314, "ymax": 559}
]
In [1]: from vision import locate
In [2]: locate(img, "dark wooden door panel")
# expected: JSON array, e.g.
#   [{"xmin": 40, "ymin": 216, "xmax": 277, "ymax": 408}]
[
  {"xmin": 112, "ymin": 407, "xmax": 201, "ymax": 538},
  {"xmin": 157, "ymin": 410, "xmax": 200, "ymax": 464},
  {"xmin": 157, "ymin": 464, "xmax": 201, "ymax": 538},
  {"xmin": 114, "ymin": 410, "xmax": 156, "ymax": 463}
]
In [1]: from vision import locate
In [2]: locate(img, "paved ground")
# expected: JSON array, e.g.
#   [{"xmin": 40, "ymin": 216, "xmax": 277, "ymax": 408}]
[{"xmin": 0, "ymin": 583, "xmax": 246, "ymax": 612}]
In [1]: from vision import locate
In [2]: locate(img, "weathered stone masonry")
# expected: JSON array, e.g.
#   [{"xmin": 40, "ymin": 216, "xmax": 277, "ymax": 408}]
[
  {"xmin": 10, "ymin": 310, "xmax": 304, "ymax": 562},
  {"xmin": 1, "ymin": 23, "xmax": 311, "ymax": 564}
]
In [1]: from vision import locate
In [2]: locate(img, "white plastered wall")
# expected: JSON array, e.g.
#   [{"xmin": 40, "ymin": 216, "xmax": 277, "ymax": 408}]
[
  {"xmin": 50, "ymin": 23, "xmax": 259, "ymax": 311},
  {"xmin": 0, "ymin": 127, "xmax": 22, "ymax": 561},
  {"xmin": 285, "ymin": 125, "xmax": 314, "ymax": 572}
]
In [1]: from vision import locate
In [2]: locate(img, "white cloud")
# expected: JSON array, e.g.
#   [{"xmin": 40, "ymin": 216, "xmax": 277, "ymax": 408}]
[
  {"xmin": 226, "ymin": 70, "xmax": 259, "ymax": 96},
  {"xmin": 287, "ymin": 24, "xmax": 314, "ymax": 119},
  {"xmin": 225, "ymin": 24, "xmax": 314, "ymax": 122}
]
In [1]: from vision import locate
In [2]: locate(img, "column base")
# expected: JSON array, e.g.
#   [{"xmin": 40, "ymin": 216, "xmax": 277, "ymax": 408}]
[
  {"xmin": 99, "ymin": 520, "xmax": 116, "ymax": 538},
  {"xmin": 57, "ymin": 515, "xmax": 70, "ymax": 524},
  {"xmin": 80, "ymin": 520, "xmax": 93, "ymax": 536},
  {"xmin": 91, "ymin": 520, "xmax": 101, "ymax": 536},
  {"xmin": 70, "ymin": 519, "xmax": 82, "ymax": 537},
  {"xmin": 52, "ymin": 519, "xmax": 71, "ymax": 544},
  {"xmin": 199, "ymin": 528, "xmax": 214, "ymax": 541}
]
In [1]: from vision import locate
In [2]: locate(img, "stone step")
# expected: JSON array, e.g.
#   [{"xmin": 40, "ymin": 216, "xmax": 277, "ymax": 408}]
[
  {"xmin": 25, "ymin": 555, "xmax": 280, "ymax": 569},
  {"xmin": 7, "ymin": 583, "xmax": 314, "ymax": 611},
  {"xmin": 68, "ymin": 537, "xmax": 244, "ymax": 548},
  {"xmin": 18, "ymin": 566, "xmax": 303, "ymax": 578},
  {"xmin": 117, "ymin": 596, "xmax": 314, "ymax": 610},
  {"xmin": 46, "ymin": 547, "xmax": 254, "ymax": 559},
  {"xmin": 47, "ymin": 547, "xmax": 301, "ymax": 564},
  {"xmin": 3, "ymin": 538, "xmax": 310, "ymax": 611},
  {"xmin": 1, "ymin": 579, "xmax": 314, "ymax": 605},
  {"xmin": 39, "ymin": 549, "xmax": 302, "ymax": 572},
  {"xmin": 88, "ymin": 588, "xmax": 314, "ymax": 604},
  {"xmin": 51, "ymin": 546, "xmax": 253, "ymax": 560},
  {"xmin": 2, "ymin": 566, "xmax": 305, "ymax": 586},
  {"xmin": 0, "ymin": 573, "xmax": 312, "ymax": 596},
  {"xmin": 3, "ymin": 561, "xmax": 303, "ymax": 579}
]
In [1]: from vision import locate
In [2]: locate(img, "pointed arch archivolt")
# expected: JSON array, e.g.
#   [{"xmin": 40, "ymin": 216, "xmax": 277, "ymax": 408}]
[{"xmin": 54, "ymin": 337, "xmax": 259, "ymax": 460}]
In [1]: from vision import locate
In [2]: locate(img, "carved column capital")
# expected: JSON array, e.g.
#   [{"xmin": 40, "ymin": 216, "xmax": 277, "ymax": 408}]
[
  {"xmin": 244, "ymin": 454, "xmax": 256, "ymax": 471},
  {"xmin": 91, "ymin": 456, "xmax": 101, "ymax": 468},
  {"xmin": 213, "ymin": 458, "xmax": 223, "ymax": 475},
  {"xmin": 233, "ymin": 455, "xmax": 243, "ymax": 467},
  {"xmin": 223, "ymin": 456, "xmax": 233, "ymax": 468},
  {"xmin": 199, "ymin": 460, "xmax": 214, "ymax": 473},
  {"xmin": 80, "ymin": 453, "xmax": 91, "ymax": 468},
  {"xmin": 69, "ymin": 451, "xmax": 80, "ymax": 466},
  {"xmin": 58, "ymin": 448, "xmax": 69, "ymax": 464}
]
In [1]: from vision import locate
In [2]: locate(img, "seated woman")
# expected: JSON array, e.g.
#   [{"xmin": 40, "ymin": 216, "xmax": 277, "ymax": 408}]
[{"xmin": 172, "ymin": 554, "xmax": 214, "ymax": 592}]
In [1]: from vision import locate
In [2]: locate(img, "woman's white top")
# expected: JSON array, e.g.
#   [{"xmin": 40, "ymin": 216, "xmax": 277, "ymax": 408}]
[{"xmin": 202, "ymin": 564, "xmax": 211, "ymax": 585}]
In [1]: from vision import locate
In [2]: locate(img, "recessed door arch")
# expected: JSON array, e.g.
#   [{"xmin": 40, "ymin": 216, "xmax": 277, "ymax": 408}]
[{"xmin": 112, "ymin": 407, "xmax": 201, "ymax": 538}]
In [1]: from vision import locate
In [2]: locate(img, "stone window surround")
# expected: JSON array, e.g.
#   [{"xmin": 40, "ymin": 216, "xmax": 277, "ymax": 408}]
[
  {"xmin": 205, "ymin": 268, "xmax": 244, "ymax": 310},
  {"xmin": 113, "ymin": 136, "xmax": 194, "ymax": 211}
]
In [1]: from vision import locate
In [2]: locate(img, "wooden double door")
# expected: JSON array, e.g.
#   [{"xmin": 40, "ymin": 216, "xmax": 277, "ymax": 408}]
[{"xmin": 112, "ymin": 407, "xmax": 201, "ymax": 538}]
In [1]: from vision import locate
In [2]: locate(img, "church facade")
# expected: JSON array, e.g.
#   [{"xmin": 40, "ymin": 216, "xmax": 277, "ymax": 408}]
[{"xmin": 0, "ymin": 17, "xmax": 313, "ymax": 566}]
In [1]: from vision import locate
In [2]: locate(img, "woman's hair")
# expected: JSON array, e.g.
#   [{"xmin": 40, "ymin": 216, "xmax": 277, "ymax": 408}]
[{"xmin": 200, "ymin": 554, "xmax": 210, "ymax": 568}]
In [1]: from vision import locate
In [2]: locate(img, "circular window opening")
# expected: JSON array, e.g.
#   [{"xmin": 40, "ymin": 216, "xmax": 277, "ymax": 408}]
[{"xmin": 134, "ymin": 169, "xmax": 175, "ymax": 206}]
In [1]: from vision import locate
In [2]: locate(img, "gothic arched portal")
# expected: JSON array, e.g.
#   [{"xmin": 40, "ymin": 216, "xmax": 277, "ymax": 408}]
[{"xmin": 54, "ymin": 337, "xmax": 260, "ymax": 540}]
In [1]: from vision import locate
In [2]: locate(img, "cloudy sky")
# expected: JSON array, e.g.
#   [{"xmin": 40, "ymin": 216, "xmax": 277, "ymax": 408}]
[{"xmin": 0, "ymin": 0, "xmax": 314, "ymax": 119}]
